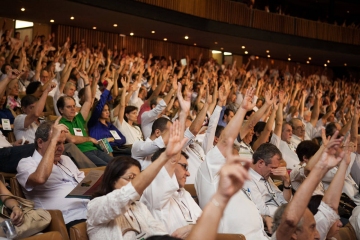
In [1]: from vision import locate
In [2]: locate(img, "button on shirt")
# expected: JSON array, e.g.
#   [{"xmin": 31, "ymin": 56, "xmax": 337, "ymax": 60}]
[
  {"xmin": 244, "ymin": 168, "xmax": 287, "ymax": 217},
  {"xmin": 141, "ymin": 167, "xmax": 202, "ymax": 234},
  {"xmin": 195, "ymin": 146, "xmax": 269, "ymax": 239},
  {"xmin": 16, "ymin": 150, "xmax": 88, "ymax": 224}
]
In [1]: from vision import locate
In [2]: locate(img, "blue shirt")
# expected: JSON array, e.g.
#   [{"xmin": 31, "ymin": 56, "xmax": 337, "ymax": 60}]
[
  {"xmin": 0, "ymin": 108, "xmax": 15, "ymax": 124},
  {"xmin": 87, "ymin": 89, "xmax": 126, "ymax": 148},
  {"xmin": 218, "ymin": 106, "xmax": 227, "ymax": 127}
]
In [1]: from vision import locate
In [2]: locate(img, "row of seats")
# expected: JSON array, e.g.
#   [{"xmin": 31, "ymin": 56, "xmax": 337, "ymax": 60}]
[{"xmin": 1, "ymin": 171, "xmax": 245, "ymax": 240}]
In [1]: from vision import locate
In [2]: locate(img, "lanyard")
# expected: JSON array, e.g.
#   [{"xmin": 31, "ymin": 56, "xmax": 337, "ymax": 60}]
[
  {"xmin": 262, "ymin": 179, "xmax": 280, "ymax": 207},
  {"xmin": 57, "ymin": 162, "xmax": 79, "ymax": 183},
  {"xmin": 173, "ymin": 197, "xmax": 193, "ymax": 222},
  {"xmin": 124, "ymin": 206, "xmax": 142, "ymax": 234}
]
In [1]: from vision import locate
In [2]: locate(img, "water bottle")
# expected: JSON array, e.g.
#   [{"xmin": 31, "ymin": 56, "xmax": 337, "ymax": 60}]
[{"xmin": 1, "ymin": 219, "xmax": 17, "ymax": 239}]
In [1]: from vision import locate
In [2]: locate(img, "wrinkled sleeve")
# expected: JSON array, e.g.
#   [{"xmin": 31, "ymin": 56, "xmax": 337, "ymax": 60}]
[{"xmin": 314, "ymin": 201, "xmax": 339, "ymax": 240}]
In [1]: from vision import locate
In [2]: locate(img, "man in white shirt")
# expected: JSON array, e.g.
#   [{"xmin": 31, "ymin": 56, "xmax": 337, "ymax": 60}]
[
  {"xmin": 289, "ymin": 118, "xmax": 305, "ymax": 148},
  {"xmin": 244, "ymin": 143, "xmax": 291, "ymax": 218},
  {"xmin": 141, "ymin": 150, "xmax": 202, "ymax": 237},
  {"xmin": 131, "ymin": 117, "xmax": 171, "ymax": 170},
  {"xmin": 196, "ymin": 87, "xmax": 270, "ymax": 239},
  {"xmin": 16, "ymin": 121, "xmax": 88, "ymax": 228},
  {"xmin": 14, "ymin": 83, "xmax": 56, "ymax": 143}
]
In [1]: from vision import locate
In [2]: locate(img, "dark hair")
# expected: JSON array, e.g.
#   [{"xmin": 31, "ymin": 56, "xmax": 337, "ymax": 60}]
[
  {"xmin": 150, "ymin": 98, "xmax": 158, "ymax": 109},
  {"xmin": 224, "ymin": 108, "xmax": 234, "ymax": 117},
  {"xmin": 1, "ymin": 64, "xmax": 10, "ymax": 74},
  {"xmin": 253, "ymin": 143, "xmax": 282, "ymax": 164},
  {"xmin": 245, "ymin": 110, "xmax": 255, "ymax": 118},
  {"xmin": 296, "ymin": 140, "xmax": 319, "ymax": 162},
  {"xmin": 151, "ymin": 148, "xmax": 188, "ymax": 162},
  {"xmin": 215, "ymin": 125, "xmax": 224, "ymax": 138},
  {"xmin": 26, "ymin": 82, "xmax": 41, "ymax": 95},
  {"xmin": 21, "ymin": 94, "xmax": 38, "ymax": 108},
  {"xmin": 57, "ymin": 96, "xmax": 75, "ymax": 115},
  {"xmin": 308, "ymin": 195, "xmax": 323, "ymax": 215},
  {"xmin": 146, "ymin": 236, "xmax": 181, "ymax": 240},
  {"xmin": 151, "ymin": 117, "xmax": 172, "ymax": 135},
  {"xmin": 325, "ymin": 123, "xmax": 339, "ymax": 138},
  {"xmin": 250, "ymin": 121, "xmax": 267, "ymax": 146},
  {"xmin": 91, "ymin": 156, "xmax": 141, "ymax": 200},
  {"xmin": 124, "ymin": 106, "xmax": 138, "ymax": 122},
  {"xmin": 78, "ymin": 88, "xmax": 85, "ymax": 99},
  {"xmin": 35, "ymin": 121, "xmax": 54, "ymax": 149}
]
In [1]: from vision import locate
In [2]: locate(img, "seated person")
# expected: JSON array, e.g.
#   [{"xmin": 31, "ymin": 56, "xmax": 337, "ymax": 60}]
[
  {"xmin": 87, "ymin": 78, "xmax": 126, "ymax": 155},
  {"xmin": 141, "ymin": 148, "xmax": 202, "ymax": 238},
  {"xmin": 57, "ymin": 71, "xmax": 112, "ymax": 166},
  {"xmin": 14, "ymin": 83, "xmax": 56, "ymax": 143},
  {"xmin": 87, "ymin": 120, "xmax": 185, "ymax": 240},
  {"xmin": 131, "ymin": 117, "xmax": 171, "ymax": 170},
  {"xmin": 16, "ymin": 120, "xmax": 88, "ymax": 228},
  {"xmin": 0, "ymin": 95, "xmax": 15, "ymax": 137},
  {"xmin": 244, "ymin": 143, "xmax": 291, "ymax": 219}
]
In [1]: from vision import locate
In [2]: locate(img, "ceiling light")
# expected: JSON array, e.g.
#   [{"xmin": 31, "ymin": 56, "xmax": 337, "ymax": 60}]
[
  {"xmin": 288, "ymin": 54, "xmax": 291, "ymax": 57},
  {"xmin": 212, "ymin": 50, "xmax": 222, "ymax": 54},
  {"xmin": 21, "ymin": 8, "xmax": 25, "ymax": 11},
  {"xmin": 344, "ymin": 63, "xmax": 347, "ymax": 66},
  {"xmin": 194, "ymin": 43, "xmax": 197, "ymax": 46},
  {"xmin": 220, "ymin": 47, "xmax": 224, "ymax": 50},
  {"xmin": 119, "ymin": 34, "xmax": 126, "ymax": 37},
  {"xmin": 255, "ymin": 56, "xmax": 259, "ymax": 59},
  {"xmin": 93, "ymin": 27, "xmax": 96, "ymax": 30},
  {"xmin": 327, "ymin": 60, "xmax": 330, "ymax": 63},
  {"xmin": 214, "ymin": 42, "xmax": 218, "ymax": 44},
  {"xmin": 113, "ymin": 24, "xmax": 117, "ymax": 27},
  {"xmin": 184, "ymin": 36, "xmax": 189, "ymax": 40},
  {"xmin": 224, "ymin": 52, "xmax": 232, "ymax": 56},
  {"xmin": 163, "ymin": 38, "xmax": 167, "ymax": 41},
  {"xmin": 347, "ymin": 10, "xmax": 350, "ymax": 13},
  {"xmin": 306, "ymin": 61, "xmax": 310, "ymax": 64},
  {"xmin": 324, "ymin": 64, "xmax": 327, "ymax": 67},
  {"xmin": 151, "ymin": 31, "xmax": 155, "ymax": 34},
  {"xmin": 130, "ymin": 32, "xmax": 134, "ymax": 36},
  {"xmin": 288, "ymin": 58, "xmax": 291, "ymax": 61},
  {"xmin": 245, "ymin": 51, "xmax": 248, "ymax": 54},
  {"xmin": 50, "ymin": 19, "xmax": 55, "ymax": 23},
  {"xmin": 267, "ymin": 55, "xmax": 271, "ymax": 58},
  {"xmin": 70, "ymin": 16, "xmax": 74, "ymax": 20},
  {"xmin": 308, "ymin": 57, "xmax": 312, "ymax": 60},
  {"xmin": 242, "ymin": 46, "xmax": 245, "ymax": 49},
  {"xmin": 266, "ymin": 50, "xmax": 270, "ymax": 53}
]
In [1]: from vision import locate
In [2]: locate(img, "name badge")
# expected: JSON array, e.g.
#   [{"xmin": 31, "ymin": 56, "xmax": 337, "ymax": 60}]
[
  {"xmin": 110, "ymin": 130, "xmax": 121, "ymax": 140},
  {"xmin": 73, "ymin": 128, "xmax": 83, "ymax": 136},
  {"xmin": 136, "ymin": 232, "xmax": 146, "ymax": 240},
  {"xmin": 1, "ymin": 119, "xmax": 11, "ymax": 130}
]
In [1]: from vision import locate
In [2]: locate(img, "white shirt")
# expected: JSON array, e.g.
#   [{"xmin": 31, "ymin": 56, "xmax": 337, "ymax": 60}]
[
  {"xmin": 141, "ymin": 167, "xmax": 202, "ymax": 234},
  {"xmin": 322, "ymin": 152, "xmax": 360, "ymax": 205},
  {"xmin": 272, "ymin": 134, "xmax": 299, "ymax": 170},
  {"xmin": 244, "ymin": 168, "xmax": 287, "ymax": 217},
  {"xmin": 114, "ymin": 118, "xmax": 143, "ymax": 145},
  {"xmin": 290, "ymin": 163, "xmax": 325, "ymax": 196},
  {"xmin": 202, "ymin": 106, "xmax": 222, "ymax": 154},
  {"xmin": 87, "ymin": 182, "xmax": 167, "ymax": 240},
  {"xmin": 290, "ymin": 134, "xmax": 302, "ymax": 149},
  {"xmin": 131, "ymin": 137, "xmax": 165, "ymax": 170},
  {"xmin": 141, "ymin": 99, "xmax": 167, "ymax": 139},
  {"xmin": 0, "ymin": 130, "xmax": 12, "ymax": 148},
  {"xmin": 195, "ymin": 146, "xmax": 269, "ymax": 239},
  {"xmin": 315, "ymin": 201, "xmax": 340, "ymax": 240},
  {"xmin": 16, "ymin": 150, "xmax": 88, "ymax": 224},
  {"xmin": 349, "ymin": 206, "xmax": 360, "ymax": 240},
  {"xmin": 14, "ymin": 114, "xmax": 41, "ymax": 143},
  {"xmin": 129, "ymin": 83, "xmax": 144, "ymax": 110}
]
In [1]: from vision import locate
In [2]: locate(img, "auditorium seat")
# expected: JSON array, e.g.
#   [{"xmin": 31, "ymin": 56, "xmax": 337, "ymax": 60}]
[
  {"xmin": 23, "ymin": 231, "xmax": 63, "ymax": 240},
  {"xmin": 70, "ymin": 222, "xmax": 88, "ymax": 240},
  {"xmin": 185, "ymin": 184, "xmax": 199, "ymax": 205},
  {"xmin": 216, "ymin": 233, "xmax": 246, "ymax": 239},
  {"xmin": 8, "ymin": 177, "xmax": 70, "ymax": 240}
]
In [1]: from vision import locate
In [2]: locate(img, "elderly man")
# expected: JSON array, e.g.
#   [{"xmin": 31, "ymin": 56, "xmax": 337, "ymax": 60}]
[{"xmin": 16, "ymin": 120, "xmax": 88, "ymax": 229}]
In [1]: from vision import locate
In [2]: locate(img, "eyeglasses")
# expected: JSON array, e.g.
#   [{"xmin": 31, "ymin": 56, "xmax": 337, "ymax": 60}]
[
  {"xmin": 295, "ymin": 125, "xmax": 305, "ymax": 130},
  {"xmin": 121, "ymin": 174, "xmax": 136, "ymax": 181},
  {"xmin": 177, "ymin": 163, "xmax": 188, "ymax": 171}
]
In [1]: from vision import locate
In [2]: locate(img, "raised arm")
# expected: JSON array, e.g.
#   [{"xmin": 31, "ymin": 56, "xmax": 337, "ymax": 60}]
[
  {"xmin": 310, "ymin": 89, "xmax": 322, "ymax": 127},
  {"xmin": 34, "ymin": 50, "xmax": 45, "ymax": 81},
  {"xmin": 189, "ymin": 86, "xmax": 210, "ymax": 136},
  {"xmin": 273, "ymin": 90, "xmax": 285, "ymax": 137},
  {"xmin": 117, "ymin": 76, "xmax": 130, "ymax": 125},
  {"xmin": 78, "ymin": 71, "xmax": 92, "ymax": 120}
]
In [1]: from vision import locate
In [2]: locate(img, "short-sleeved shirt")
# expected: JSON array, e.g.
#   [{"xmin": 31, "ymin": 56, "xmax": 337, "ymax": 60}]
[
  {"xmin": 60, "ymin": 113, "xmax": 97, "ymax": 153},
  {"xmin": 14, "ymin": 114, "xmax": 41, "ymax": 143}
]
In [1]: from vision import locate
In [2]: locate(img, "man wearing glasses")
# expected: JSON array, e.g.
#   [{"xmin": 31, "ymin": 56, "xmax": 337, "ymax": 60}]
[
  {"xmin": 289, "ymin": 118, "xmax": 306, "ymax": 149},
  {"xmin": 141, "ymin": 149, "xmax": 202, "ymax": 239}
]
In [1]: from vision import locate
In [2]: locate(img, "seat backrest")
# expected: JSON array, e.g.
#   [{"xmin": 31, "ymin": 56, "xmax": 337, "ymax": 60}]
[
  {"xmin": 184, "ymin": 184, "xmax": 199, "ymax": 205},
  {"xmin": 70, "ymin": 222, "xmax": 89, "ymax": 240},
  {"xmin": 46, "ymin": 96, "xmax": 55, "ymax": 116},
  {"xmin": 216, "ymin": 233, "xmax": 246, "ymax": 240},
  {"xmin": 45, "ymin": 210, "xmax": 70, "ymax": 240},
  {"xmin": 23, "ymin": 231, "xmax": 63, "ymax": 240},
  {"xmin": 10, "ymin": 177, "xmax": 25, "ymax": 198}
]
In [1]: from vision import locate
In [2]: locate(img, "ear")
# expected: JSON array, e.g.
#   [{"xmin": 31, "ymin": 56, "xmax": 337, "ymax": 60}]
[
  {"xmin": 257, "ymin": 159, "xmax": 265, "ymax": 167},
  {"xmin": 155, "ymin": 129, "xmax": 161, "ymax": 137},
  {"xmin": 291, "ymin": 232, "xmax": 298, "ymax": 240},
  {"xmin": 36, "ymin": 138, "xmax": 44, "ymax": 149}
]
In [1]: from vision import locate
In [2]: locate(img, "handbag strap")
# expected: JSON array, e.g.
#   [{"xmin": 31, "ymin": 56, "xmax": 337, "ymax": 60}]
[{"xmin": 0, "ymin": 194, "xmax": 34, "ymax": 208}]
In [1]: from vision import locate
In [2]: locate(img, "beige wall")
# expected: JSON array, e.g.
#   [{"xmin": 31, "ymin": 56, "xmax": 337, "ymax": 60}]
[
  {"xmin": 33, "ymin": 22, "xmax": 51, "ymax": 38},
  {"xmin": 212, "ymin": 52, "xmax": 222, "ymax": 65}
]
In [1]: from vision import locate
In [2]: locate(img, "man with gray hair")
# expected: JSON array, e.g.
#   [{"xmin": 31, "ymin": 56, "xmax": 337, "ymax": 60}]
[{"xmin": 16, "ymin": 120, "xmax": 88, "ymax": 229}]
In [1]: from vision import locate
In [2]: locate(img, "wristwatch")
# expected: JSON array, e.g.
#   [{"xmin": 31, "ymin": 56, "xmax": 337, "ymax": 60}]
[
  {"xmin": 283, "ymin": 183, "xmax": 292, "ymax": 189},
  {"xmin": 11, "ymin": 204, "xmax": 23, "ymax": 211}
]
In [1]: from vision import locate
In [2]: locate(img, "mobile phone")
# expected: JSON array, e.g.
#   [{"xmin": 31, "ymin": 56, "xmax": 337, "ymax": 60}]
[{"xmin": 181, "ymin": 58, "xmax": 187, "ymax": 66}]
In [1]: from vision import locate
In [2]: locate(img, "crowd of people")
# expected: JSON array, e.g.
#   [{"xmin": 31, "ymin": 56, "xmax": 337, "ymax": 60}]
[{"xmin": 1, "ymin": 21, "xmax": 360, "ymax": 240}]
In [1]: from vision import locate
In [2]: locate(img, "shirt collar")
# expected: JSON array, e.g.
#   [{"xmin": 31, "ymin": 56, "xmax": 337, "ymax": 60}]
[{"xmin": 249, "ymin": 168, "xmax": 264, "ymax": 182}]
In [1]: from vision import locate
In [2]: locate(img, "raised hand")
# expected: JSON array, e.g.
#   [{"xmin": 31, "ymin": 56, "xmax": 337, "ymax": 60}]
[
  {"xmin": 318, "ymin": 130, "xmax": 344, "ymax": 169},
  {"xmin": 165, "ymin": 120, "xmax": 188, "ymax": 158},
  {"xmin": 46, "ymin": 82, "xmax": 57, "ymax": 92},
  {"xmin": 264, "ymin": 90, "xmax": 275, "ymax": 105},
  {"xmin": 217, "ymin": 138, "xmax": 251, "ymax": 200},
  {"xmin": 51, "ymin": 117, "xmax": 69, "ymax": 141},
  {"xmin": 177, "ymin": 82, "xmax": 191, "ymax": 114},
  {"xmin": 240, "ymin": 87, "xmax": 256, "ymax": 111}
]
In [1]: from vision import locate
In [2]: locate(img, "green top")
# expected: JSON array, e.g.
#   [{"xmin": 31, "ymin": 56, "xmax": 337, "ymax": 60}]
[{"xmin": 60, "ymin": 113, "xmax": 97, "ymax": 153}]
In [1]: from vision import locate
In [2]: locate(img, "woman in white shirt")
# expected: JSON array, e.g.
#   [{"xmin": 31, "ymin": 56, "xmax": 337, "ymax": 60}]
[{"xmin": 114, "ymin": 78, "xmax": 143, "ymax": 145}]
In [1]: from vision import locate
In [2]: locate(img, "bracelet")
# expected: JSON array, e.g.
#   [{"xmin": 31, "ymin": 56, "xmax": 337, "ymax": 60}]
[{"xmin": 84, "ymin": 83, "xmax": 90, "ymax": 87}]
